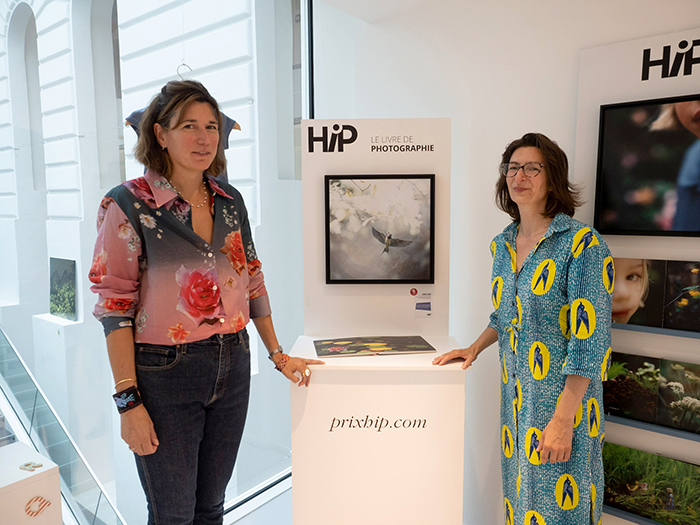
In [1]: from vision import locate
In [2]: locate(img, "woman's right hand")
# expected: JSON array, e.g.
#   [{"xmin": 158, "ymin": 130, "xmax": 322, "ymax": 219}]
[
  {"xmin": 432, "ymin": 344, "xmax": 480, "ymax": 369},
  {"xmin": 121, "ymin": 404, "xmax": 159, "ymax": 456}
]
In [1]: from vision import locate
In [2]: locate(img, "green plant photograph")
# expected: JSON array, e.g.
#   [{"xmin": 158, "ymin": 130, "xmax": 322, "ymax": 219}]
[
  {"xmin": 604, "ymin": 442, "xmax": 700, "ymax": 525},
  {"xmin": 604, "ymin": 352, "xmax": 660, "ymax": 424}
]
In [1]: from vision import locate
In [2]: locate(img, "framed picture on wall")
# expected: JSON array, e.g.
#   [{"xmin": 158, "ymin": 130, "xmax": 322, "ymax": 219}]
[
  {"xmin": 594, "ymin": 93, "xmax": 700, "ymax": 236},
  {"xmin": 325, "ymin": 174, "xmax": 435, "ymax": 284}
]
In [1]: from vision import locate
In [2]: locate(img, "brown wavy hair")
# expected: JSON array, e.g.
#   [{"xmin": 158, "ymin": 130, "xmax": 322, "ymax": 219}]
[
  {"xmin": 495, "ymin": 132, "xmax": 581, "ymax": 222},
  {"xmin": 134, "ymin": 80, "xmax": 226, "ymax": 178}
]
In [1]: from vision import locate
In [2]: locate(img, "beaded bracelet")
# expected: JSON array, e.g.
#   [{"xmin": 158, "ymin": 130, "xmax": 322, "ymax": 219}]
[
  {"xmin": 274, "ymin": 353, "xmax": 290, "ymax": 372},
  {"xmin": 112, "ymin": 386, "xmax": 143, "ymax": 414}
]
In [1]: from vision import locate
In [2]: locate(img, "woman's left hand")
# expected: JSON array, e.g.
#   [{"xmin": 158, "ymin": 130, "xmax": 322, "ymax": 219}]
[
  {"xmin": 275, "ymin": 355, "xmax": 325, "ymax": 387},
  {"xmin": 536, "ymin": 414, "xmax": 573, "ymax": 464}
]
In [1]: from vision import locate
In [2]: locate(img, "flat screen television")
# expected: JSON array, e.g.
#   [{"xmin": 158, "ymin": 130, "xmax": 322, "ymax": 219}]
[{"xmin": 594, "ymin": 93, "xmax": 700, "ymax": 236}]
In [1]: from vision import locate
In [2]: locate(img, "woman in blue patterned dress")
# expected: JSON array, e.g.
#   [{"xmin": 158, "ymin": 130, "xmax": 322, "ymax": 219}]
[{"xmin": 434, "ymin": 133, "xmax": 613, "ymax": 525}]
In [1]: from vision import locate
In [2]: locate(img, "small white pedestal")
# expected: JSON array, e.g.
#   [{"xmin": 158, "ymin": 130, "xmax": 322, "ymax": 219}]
[
  {"xmin": 0, "ymin": 442, "xmax": 61, "ymax": 524},
  {"xmin": 291, "ymin": 335, "xmax": 465, "ymax": 525}
]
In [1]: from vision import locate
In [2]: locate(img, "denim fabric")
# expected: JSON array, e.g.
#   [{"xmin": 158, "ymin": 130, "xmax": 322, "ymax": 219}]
[{"xmin": 134, "ymin": 330, "xmax": 250, "ymax": 525}]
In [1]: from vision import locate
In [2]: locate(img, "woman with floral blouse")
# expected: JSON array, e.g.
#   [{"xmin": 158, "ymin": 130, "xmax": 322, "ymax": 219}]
[
  {"xmin": 434, "ymin": 133, "xmax": 613, "ymax": 525},
  {"xmin": 90, "ymin": 80, "xmax": 322, "ymax": 524}
]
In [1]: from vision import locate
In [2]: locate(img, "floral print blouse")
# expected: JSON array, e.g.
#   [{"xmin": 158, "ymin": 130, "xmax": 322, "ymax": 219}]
[{"xmin": 90, "ymin": 170, "xmax": 270, "ymax": 345}]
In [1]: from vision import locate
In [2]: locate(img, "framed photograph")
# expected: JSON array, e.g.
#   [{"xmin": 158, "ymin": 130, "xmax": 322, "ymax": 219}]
[
  {"xmin": 594, "ymin": 93, "xmax": 700, "ymax": 236},
  {"xmin": 604, "ymin": 352, "xmax": 660, "ymax": 424},
  {"xmin": 612, "ymin": 257, "xmax": 700, "ymax": 335},
  {"xmin": 603, "ymin": 442, "xmax": 700, "ymax": 525},
  {"xmin": 325, "ymin": 175, "xmax": 435, "ymax": 284},
  {"xmin": 658, "ymin": 359, "xmax": 700, "ymax": 435}
]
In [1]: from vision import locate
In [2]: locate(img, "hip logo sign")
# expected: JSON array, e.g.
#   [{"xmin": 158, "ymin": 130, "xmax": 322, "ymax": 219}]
[{"xmin": 25, "ymin": 496, "xmax": 51, "ymax": 517}]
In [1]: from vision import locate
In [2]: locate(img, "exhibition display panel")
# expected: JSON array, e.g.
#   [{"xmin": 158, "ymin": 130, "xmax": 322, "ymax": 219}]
[{"xmin": 290, "ymin": 335, "xmax": 465, "ymax": 525}]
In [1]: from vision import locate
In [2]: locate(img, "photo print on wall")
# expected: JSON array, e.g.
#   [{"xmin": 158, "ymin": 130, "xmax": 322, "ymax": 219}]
[
  {"xmin": 325, "ymin": 175, "xmax": 435, "ymax": 284},
  {"xmin": 612, "ymin": 258, "xmax": 700, "ymax": 335},
  {"xmin": 603, "ymin": 442, "xmax": 700, "ymax": 525},
  {"xmin": 604, "ymin": 352, "xmax": 700, "ymax": 437},
  {"xmin": 595, "ymin": 93, "xmax": 700, "ymax": 236}
]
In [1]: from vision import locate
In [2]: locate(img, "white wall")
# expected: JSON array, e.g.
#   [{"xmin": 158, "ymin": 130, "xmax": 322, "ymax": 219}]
[{"xmin": 313, "ymin": 2, "xmax": 700, "ymax": 523}]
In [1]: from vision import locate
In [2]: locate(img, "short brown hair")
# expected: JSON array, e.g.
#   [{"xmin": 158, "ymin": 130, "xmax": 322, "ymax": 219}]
[
  {"xmin": 495, "ymin": 133, "xmax": 581, "ymax": 221},
  {"xmin": 134, "ymin": 80, "xmax": 226, "ymax": 178}
]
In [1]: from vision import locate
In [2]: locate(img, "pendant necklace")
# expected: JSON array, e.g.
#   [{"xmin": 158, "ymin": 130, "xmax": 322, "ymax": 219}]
[{"xmin": 170, "ymin": 179, "xmax": 209, "ymax": 208}]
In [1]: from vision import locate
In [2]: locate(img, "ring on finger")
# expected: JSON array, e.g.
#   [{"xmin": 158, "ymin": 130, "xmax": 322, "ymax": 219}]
[{"xmin": 304, "ymin": 368, "xmax": 311, "ymax": 377}]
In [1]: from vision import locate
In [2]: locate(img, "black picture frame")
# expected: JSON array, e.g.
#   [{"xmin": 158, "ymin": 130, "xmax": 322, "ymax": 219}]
[
  {"xmin": 594, "ymin": 92, "xmax": 700, "ymax": 237},
  {"xmin": 324, "ymin": 174, "xmax": 435, "ymax": 284}
]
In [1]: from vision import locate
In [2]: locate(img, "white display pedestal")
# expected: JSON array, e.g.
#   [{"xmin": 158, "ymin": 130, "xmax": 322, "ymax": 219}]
[
  {"xmin": 290, "ymin": 335, "xmax": 465, "ymax": 525},
  {"xmin": 0, "ymin": 441, "xmax": 61, "ymax": 524}
]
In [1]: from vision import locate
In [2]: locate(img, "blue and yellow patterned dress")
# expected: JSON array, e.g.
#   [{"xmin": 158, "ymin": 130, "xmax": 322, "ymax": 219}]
[{"xmin": 488, "ymin": 213, "xmax": 613, "ymax": 525}]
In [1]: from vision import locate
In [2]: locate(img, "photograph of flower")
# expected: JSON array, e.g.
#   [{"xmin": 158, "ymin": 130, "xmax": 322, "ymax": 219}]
[
  {"xmin": 313, "ymin": 336, "xmax": 435, "ymax": 358},
  {"xmin": 603, "ymin": 352, "xmax": 660, "ymax": 424},
  {"xmin": 325, "ymin": 175, "xmax": 435, "ymax": 284},
  {"xmin": 658, "ymin": 359, "xmax": 700, "ymax": 435},
  {"xmin": 603, "ymin": 442, "xmax": 700, "ymax": 525},
  {"xmin": 594, "ymin": 93, "xmax": 700, "ymax": 236},
  {"xmin": 664, "ymin": 261, "xmax": 700, "ymax": 333}
]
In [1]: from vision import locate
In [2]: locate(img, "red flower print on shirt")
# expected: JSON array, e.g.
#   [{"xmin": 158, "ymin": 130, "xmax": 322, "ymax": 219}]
[
  {"xmin": 221, "ymin": 231, "xmax": 246, "ymax": 276},
  {"xmin": 125, "ymin": 177, "xmax": 156, "ymax": 208},
  {"xmin": 248, "ymin": 259, "xmax": 262, "ymax": 277},
  {"xmin": 175, "ymin": 265, "xmax": 224, "ymax": 326},
  {"xmin": 89, "ymin": 250, "xmax": 107, "ymax": 284},
  {"xmin": 230, "ymin": 311, "xmax": 246, "ymax": 332},
  {"xmin": 102, "ymin": 297, "xmax": 135, "ymax": 314},
  {"xmin": 166, "ymin": 323, "xmax": 191, "ymax": 344}
]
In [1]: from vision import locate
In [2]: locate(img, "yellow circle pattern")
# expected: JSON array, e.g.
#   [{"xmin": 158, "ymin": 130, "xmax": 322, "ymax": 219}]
[
  {"xmin": 502, "ymin": 358, "xmax": 508, "ymax": 384},
  {"xmin": 505, "ymin": 242, "xmax": 517, "ymax": 274},
  {"xmin": 492, "ymin": 276, "xmax": 504, "ymax": 309},
  {"xmin": 490, "ymin": 240, "xmax": 497, "ymax": 262},
  {"xmin": 572, "ymin": 227, "xmax": 599, "ymax": 258},
  {"xmin": 603, "ymin": 256, "xmax": 615, "ymax": 294},
  {"xmin": 555, "ymin": 474, "xmax": 579, "ymax": 510},
  {"xmin": 529, "ymin": 341, "xmax": 550, "ymax": 380},
  {"xmin": 525, "ymin": 427, "xmax": 543, "ymax": 465},
  {"xmin": 502, "ymin": 425, "xmax": 514, "ymax": 458},
  {"xmin": 601, "ymin": 347, "xmax": 612, "ymax": 381},
  {"xmin": 531, "ymin": 259, "xmax": 556, "ymax": 295},
  {"xmin": 559, "ymin": 304, "xmax": 571, "ymax": 339},
  {"xmin": 504, "ymin": 497, "xmax": 514, "ymax": 525},
  {"xmin": 524, "ymin": 510, "xmax": 546, "ymax": 525},
  {"xmin": 588, "ymin": 398, "xmax": 601, "ymax": 437},
  {"xmin": 570, "ymin": 298, "xmax": 596, "ymax": 340}
]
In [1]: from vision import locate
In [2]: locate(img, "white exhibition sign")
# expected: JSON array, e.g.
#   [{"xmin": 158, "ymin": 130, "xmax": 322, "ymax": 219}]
[
  {"xmin": 301, "ymin": 118, "xmax": 451, "ymax": 337},
  {"xmin": 293, "ymin": 119, "xmax": 461, "ymax": 524}
]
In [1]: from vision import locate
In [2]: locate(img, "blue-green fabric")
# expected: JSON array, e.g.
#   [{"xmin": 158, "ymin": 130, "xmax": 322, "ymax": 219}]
[{"xmin": 488, "ymin": 213, "xmax": 613, "ymax": 525}]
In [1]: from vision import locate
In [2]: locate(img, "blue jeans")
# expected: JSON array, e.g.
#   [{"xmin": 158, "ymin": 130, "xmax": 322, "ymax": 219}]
[{"xmin": 134, "ymin": 330, "xmax": 251, "ymax": 525}]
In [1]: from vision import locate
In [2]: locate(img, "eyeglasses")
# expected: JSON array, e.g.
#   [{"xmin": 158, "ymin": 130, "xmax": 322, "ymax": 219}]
[{"xmin": 499, "ymin": 162, "xmax": 544, "ymax": 178}]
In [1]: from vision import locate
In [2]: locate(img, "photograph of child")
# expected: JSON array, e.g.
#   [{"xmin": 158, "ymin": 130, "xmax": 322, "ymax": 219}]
[{"xmin": 612, "ymin": 258, "xmax": 664, "ymax": 328}]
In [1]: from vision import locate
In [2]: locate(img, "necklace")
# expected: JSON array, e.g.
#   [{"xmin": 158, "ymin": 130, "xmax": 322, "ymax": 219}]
[{"xmin": 169, "ymin": 179, "xmax": 209, "ymax": 208}]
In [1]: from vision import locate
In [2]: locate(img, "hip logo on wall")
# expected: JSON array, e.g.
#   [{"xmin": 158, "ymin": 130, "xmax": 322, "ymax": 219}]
[
  {"xmin": 642, "ymin": 38, "xmax": 700, "ymax": 80},
  {"xmin": 25, "ymin": 496, "xmax": 51, "ymax": 517},
  {"xmin": 308, "ymin": 124, "xmax": 358, "ymax": 153}
]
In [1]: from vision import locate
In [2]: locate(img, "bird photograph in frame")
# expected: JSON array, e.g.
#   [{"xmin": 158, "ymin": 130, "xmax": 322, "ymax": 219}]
[{"xmin": 325, "ymin": 174, "xmax": 435, "ymax": 284}]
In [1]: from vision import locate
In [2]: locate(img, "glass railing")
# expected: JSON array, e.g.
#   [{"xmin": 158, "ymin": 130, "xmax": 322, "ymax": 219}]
[{"xmin": 0, "ymin": 328, "xmax": 126, "ymax": 525}]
